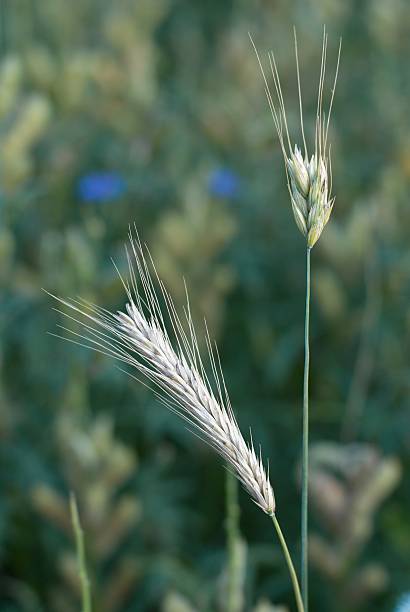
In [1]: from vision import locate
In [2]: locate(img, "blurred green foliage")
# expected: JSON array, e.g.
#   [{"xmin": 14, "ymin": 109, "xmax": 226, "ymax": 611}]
[{"xmin": 1, "ymin": 0, "xmax": 410, "ymax": 610}]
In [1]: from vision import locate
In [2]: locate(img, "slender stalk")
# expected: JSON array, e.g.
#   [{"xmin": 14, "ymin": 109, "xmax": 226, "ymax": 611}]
[
  {"xmin": 70, "ymin": 493, "xmax": 92, "ymax": 612},
  {"xmin": 271, "ymin": 513, "xmax": 304, "ymax": 612},
  {"xmin": 226, "ymin": 470, "xmax": 242, "ymax": 612},
  {"xmin": 301, "ymin": 247, "xmax": 311, "ymax": 609}
]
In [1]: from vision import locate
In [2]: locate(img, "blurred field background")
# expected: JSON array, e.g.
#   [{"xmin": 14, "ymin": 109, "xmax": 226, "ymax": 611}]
[{"xmin": 1, "ymin": 0, "xmax": 410, "ymax": 611}]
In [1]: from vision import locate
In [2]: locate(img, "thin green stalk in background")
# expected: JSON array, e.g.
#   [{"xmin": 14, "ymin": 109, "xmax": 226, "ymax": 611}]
[
  {"xmin": 301, "ymin": 247, "xmax": 311, "ymax": 609},
  {"xmin": 226, "ymin": 470, "xmax": 242, "ymax": 612},
  {"xmin": 70, "ymin": 493, "xmax": 92, "ymax": 612},
  {"xmin": 271, "ymin": 513, "xmax": 305, "ymax": 612},
  {"xmin": 341, "ymin": 250, "xmax": 380, "ymax": 442}
]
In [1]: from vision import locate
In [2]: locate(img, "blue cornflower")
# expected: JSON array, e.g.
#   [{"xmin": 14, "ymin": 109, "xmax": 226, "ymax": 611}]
[
  {"xmin": 208, "ymin": 168, "xmax": 240, "ymax": 199},
  {"xmin": 78, "ymin": 172, "xmax": 126, "ymax": 203},
  {"xmin": 395, "ymin": 592, "xmax": 410, "ymax": 612}
]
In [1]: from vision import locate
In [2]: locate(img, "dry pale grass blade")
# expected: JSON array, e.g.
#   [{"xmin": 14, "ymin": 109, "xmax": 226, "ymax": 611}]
[{"xmin": 47, "ymin": 231, "xmax": 275, "ymax": 516}]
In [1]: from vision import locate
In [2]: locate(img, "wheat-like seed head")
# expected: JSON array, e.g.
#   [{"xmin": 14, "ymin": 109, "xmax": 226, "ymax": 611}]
[
  {"xmin": 250, "ymin": 28, "xmax": 341, "ymax": 248},
  {"xmin": 48, "ymin": 231, "xmax": 275, "ymax": 515}
]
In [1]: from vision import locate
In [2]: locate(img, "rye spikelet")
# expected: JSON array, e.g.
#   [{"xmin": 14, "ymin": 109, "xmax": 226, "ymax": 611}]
[
  {"xmin": 250, "ymin": 28, "xmax": 341, "ymax": 248},
  {"xmin": 48, "ymin": 231, "xmax": 275, "ymax": 515}
]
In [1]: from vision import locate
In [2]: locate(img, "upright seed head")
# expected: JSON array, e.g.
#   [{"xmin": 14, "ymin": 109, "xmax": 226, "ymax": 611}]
[
  {"xmin": 250, "ymin": 28, "xmax": 341, "ymax": 248},
  {"xmin": 288, "ymin": 150, "xmax": 335, "ymax": 247}
]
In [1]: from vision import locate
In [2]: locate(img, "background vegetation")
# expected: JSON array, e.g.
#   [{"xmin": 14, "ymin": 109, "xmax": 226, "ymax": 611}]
[{"xmin": 1, "ymin": 0, "xmax": 409, "ymax": 610}]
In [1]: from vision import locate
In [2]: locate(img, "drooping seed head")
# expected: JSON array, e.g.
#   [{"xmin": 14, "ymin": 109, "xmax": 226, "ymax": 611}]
[
  {"xmin": 250, "ymin": 28, "xmax": 341, "ymax": 248},
  {"xmin": 47, "ymin": 230, "xmax": 276, "ymax": 516}
]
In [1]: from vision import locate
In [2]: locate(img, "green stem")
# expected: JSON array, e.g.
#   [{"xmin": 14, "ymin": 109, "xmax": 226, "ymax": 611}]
[
  {"xmin": 301, "ymin": 247, "xmax": 311, "ymax": 610},
  {"xmin": 70, "ymin": 493, "xmax": 92, "ymax": 612},
  {"xmin": 226, "ymin": 470, "xmax": 242, "ymax": 612},
  {"xmin": 271, "ymin": 513, "xmax": 305, "ymax": 612}
]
